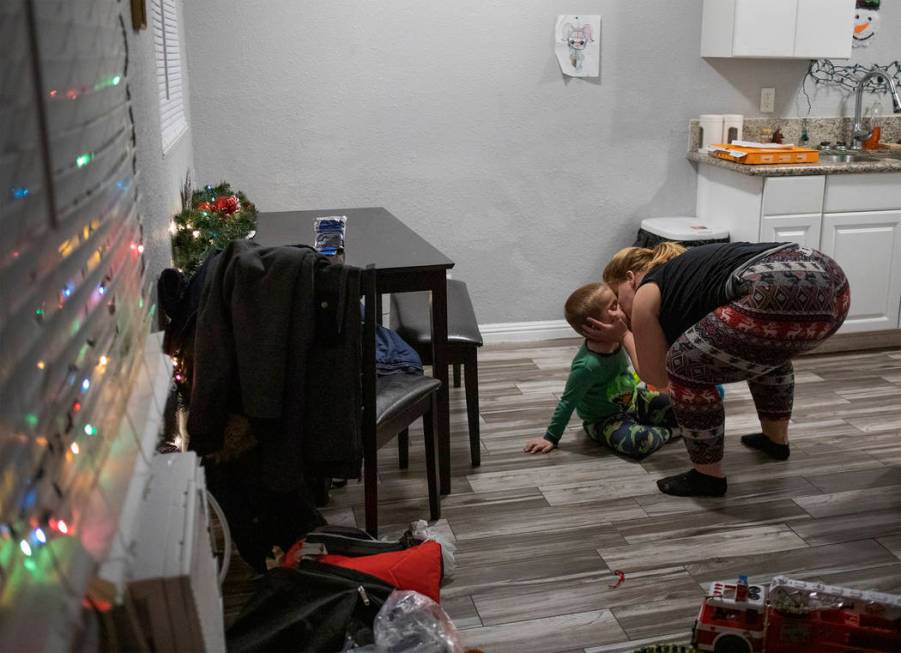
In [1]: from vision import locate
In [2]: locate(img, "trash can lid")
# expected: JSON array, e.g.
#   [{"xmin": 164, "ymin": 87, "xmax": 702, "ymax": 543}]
[{"xmin": 639, "ymin": 217, "xmax": 729, "ymax": 241}]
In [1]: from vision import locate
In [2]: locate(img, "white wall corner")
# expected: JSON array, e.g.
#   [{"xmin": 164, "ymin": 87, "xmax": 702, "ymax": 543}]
[{"xmin": 479, "ymin": 319, "xmax": 574, "ymax": 345}]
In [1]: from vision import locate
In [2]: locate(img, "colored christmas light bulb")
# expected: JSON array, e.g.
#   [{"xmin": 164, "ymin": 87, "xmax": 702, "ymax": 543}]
[
  {"xmin": 75, "ymin": 153, "xmax": 93, "ymax": 168},
  {"xmin": 37, "ymin": 360, "xmax": 45, "ymax": 369},
  {"xmin": 24, "ymin": 414, "xmax": 38, "ymax": 428},
  {"xmin": 81, "ymin": 378, "xmax": 91, "ymax": 392},
  {"xmin": 99, "ymin": 355, "xmax": 109, "ymax": 366},
  {"xmin": 20, "ymin": 540, "xmax": 32, "ymax": 556},
  {"xmin": 34, "ymin": 528, "xmax": 46, "ymax": 544},
  {"xmin": 72, "ymin": 400, "xmax": 81, "ymax": 413},
  {"xmin": 70, "ymin": 442, "xmax": 80, "ymax": 455},
  {"xmin": 137, "ymin": 244, "xmax": 145, "ymax": 254},
  {"xmin": 57, "ymin": 520, "xmax": 69, "ymax": 534},
  {"xmin": 11, "ymin": 186, "xmax": 29, "ymax": 198},
  {"xmin": 84, "ymin": 424, "xmax": 97, "ymax": 436}
]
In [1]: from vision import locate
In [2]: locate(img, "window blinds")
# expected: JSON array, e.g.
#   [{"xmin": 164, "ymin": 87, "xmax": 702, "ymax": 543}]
[{"xmin": 151, "ymin": 0, "xmax": 186, "ymax": 153}]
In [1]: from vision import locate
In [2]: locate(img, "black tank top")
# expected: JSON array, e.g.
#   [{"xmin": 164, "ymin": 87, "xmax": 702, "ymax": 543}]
[{"xmin": 639, "ymin": 242, "xmax": 783, "ymax": 345}]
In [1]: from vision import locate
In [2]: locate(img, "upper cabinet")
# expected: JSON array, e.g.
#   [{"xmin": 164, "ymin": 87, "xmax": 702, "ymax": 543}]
[{"xmin": 701, "ymin": 0, "xmax": 855, "ymax": 59}]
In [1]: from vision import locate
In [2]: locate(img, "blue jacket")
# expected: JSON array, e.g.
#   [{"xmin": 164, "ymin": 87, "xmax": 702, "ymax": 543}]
[{"xmin": 376, "ymin": 324, "xmax": 422, "ymax": 376}]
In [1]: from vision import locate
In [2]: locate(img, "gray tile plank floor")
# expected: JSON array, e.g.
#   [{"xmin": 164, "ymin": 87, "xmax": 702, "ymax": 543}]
[{"xmin": 222, "ymin": 341, "xmax": 901, "ymax": 651}]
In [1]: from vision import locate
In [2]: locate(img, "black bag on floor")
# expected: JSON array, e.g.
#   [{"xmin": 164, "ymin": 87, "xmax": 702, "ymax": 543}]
[
  {"xmin": 303, "ymin": 525, "xmax": 420, "ymax": 557},
  {"xmin": 226, "ymin": 561, "xmax": 395, "ymax": 653}
]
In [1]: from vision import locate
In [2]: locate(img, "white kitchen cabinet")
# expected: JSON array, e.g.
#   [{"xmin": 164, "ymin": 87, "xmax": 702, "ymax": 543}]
[
  {"xmin": 760, "ymin": 214, "xmax": 821, "ymax": 248},
  {"xmin": 821, "ymin": 211, "xmax": 901, "ymax": 333},
  {"xmin": 696, "ymin": 167, "xmax": 901, "ymax": 333},
  {"xmin": 794, "ymin": 0, "xmax": 855, "ymax": 59},
  {"xmin": 701, "ymin": 0, "xmax": 854, "ymax": 59},
  {"xmin": 732, "ymin": 0, "xmax": 798, "ymax": 58},
  {"xmin": 825, "ymin": 173, "xmax": 901, "ymax": 213},
  {"xmin": 763, "ymin": 176, "xmax": 825, "ymax": 216}
]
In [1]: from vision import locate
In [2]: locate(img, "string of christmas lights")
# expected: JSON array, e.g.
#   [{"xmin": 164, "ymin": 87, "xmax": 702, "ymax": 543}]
[
  {"xmin": 0, "ymin": 0, "xmax": 149, "ymax": 615},
  {"xmin": 801, "ymin": 59, "xmax": 901, "ymax": 114}
]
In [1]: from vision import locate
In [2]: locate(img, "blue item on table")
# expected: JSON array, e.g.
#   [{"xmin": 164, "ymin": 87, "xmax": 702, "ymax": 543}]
[{"xmin": 314, "ymin": 215, "xmax": 347, "ymax": 255}]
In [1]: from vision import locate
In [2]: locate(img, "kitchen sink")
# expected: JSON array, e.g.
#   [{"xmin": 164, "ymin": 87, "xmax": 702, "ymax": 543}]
[{"xmin": 818, "ymin": 152, "xmax": 879, "ymax": 164}]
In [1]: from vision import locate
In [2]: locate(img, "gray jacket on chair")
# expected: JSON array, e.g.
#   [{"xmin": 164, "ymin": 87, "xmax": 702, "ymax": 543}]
[{"xmin": 188, "ymin": 239, "xmax": 362, "ymax": 490}]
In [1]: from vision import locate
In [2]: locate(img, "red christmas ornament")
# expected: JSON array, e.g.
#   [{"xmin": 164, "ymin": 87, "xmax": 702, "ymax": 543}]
[
  {"xmin": 214, "ymin": 195, "xmax": 240, "ymax": 215},
  {"xmin": 196, "ymin": 201, "xmax": 212, "ymax": 211}
]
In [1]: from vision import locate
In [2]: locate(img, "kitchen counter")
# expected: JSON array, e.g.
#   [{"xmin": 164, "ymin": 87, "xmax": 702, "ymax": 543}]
[{"xmin": 687, "ymin": 149, "xmax": 901, "ymax": 177}]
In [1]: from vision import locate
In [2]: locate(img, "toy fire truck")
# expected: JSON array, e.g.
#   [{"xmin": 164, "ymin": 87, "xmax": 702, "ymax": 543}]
[{"xmin": 691, "ymin": 575, "xmax": 901, "ymax": 653}]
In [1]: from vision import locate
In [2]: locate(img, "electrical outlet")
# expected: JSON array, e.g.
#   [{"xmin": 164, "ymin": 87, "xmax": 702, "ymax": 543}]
[{"xmin": 760, "ymin": 87, "xmax": 775, "ymax": 113}]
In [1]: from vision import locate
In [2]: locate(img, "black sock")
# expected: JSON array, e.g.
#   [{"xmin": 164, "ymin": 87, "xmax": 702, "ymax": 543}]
[
  {"xmin": 741, "ymin": 432, "xmax": 790, "ymax": 460},
  {"xmin": 656, "ymin": 469, "xmax": 727, "ymax": 497}
]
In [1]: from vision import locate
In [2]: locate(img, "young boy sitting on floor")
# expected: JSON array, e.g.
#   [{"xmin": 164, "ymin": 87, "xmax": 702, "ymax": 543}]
[{"xmin": 523, "ymin": 283, "xmax": 677, "ymax": 459}]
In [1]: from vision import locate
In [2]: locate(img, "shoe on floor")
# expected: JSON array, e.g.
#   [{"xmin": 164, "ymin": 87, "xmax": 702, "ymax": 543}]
[{"xmin": 656, "ymin": 469, "xmax": 727, "ymax": 497}]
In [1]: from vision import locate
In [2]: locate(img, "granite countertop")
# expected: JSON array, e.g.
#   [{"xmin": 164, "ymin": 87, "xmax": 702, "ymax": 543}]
[{"xmin": 687, "ymin": 149, "xmax": 901, "ymax": 177}]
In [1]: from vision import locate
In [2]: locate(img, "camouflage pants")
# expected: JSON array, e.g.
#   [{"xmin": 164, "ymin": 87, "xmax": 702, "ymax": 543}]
[{"xmin": 588, "ymin": 388, "xmax": 678, "ymax": 460}]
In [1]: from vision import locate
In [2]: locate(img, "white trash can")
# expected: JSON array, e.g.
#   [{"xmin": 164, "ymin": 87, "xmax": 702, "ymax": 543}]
[{"xmin": 634, "ymin": 217, "xmax": 729, "ymax": 248}]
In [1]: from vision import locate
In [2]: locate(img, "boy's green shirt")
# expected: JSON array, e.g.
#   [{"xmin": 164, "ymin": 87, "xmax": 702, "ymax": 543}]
[{"xmin": 543, "ymin": 343, "xmax": 639, "ymax": 444}]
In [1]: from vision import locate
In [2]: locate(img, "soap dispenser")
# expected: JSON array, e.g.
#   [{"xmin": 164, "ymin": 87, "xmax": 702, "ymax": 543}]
[{"xmin": 863, "ymin": 104, "xmax": 882, "ymax": 150}]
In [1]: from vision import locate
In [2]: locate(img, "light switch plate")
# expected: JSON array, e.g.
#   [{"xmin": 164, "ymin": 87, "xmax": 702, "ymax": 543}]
[{"xmin": 760, "ymin": 88, "xmax": 775, "ymax": 113}]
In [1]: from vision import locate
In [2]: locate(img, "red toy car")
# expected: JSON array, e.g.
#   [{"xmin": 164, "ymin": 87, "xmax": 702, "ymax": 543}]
[{"xmin": 691, "ymin": 575, "xmax": 901, "ymax": 653}]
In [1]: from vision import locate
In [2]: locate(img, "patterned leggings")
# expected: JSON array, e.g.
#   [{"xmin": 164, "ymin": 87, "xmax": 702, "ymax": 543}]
[
  {"xmin": 589, "ymin": 388, "xmax": 678, "ymax": 460},
  {"xmin": 665, "ymin": 246, "xmax": 850, "ymax": 465}
]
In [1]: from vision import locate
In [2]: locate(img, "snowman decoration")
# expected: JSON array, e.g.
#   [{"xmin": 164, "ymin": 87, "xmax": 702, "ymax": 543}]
[{"xmin": 853, "ymin": 0, "xmax": 880, "ymax": 48}]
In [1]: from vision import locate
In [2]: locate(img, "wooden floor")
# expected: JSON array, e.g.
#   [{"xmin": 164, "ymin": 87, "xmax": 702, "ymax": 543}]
[{"xmin": 225, "ymin": 341, "xmax": 901, "ymax": 652}]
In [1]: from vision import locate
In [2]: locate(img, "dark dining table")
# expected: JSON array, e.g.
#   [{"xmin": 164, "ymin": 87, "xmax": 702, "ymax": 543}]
[{"xmin": 255, "ymin": 207, "xmax": 456, "ymax": 495}]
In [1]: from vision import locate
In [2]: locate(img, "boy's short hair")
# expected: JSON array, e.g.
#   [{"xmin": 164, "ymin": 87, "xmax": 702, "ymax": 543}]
[{"xmin": 564, "ymin": 283, "xmax": 613, "ymax": 334}]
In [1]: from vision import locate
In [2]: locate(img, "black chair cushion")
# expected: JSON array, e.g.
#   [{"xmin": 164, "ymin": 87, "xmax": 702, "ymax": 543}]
[
  {"xmin": 390, "ymin": 279, "xmax": 483, "ymax": 347},
  {"xmin": 376, "ymin": 374, "xmax": 441, "ymax": 426}
]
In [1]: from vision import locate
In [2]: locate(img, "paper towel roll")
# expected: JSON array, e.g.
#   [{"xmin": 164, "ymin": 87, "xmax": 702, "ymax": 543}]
[
  {"xmin": 699, "ymin": 114, "xmax": 724, "ymax": 149},
  {"xmin": 723, "ymin": 114, "xmax": 744, "ymax": 144}
]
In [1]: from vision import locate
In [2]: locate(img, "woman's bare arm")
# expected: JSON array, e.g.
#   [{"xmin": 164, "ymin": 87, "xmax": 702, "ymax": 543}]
[{"xmin": 630, "ymin": 284, "xmax": 670, "ymax": 387}]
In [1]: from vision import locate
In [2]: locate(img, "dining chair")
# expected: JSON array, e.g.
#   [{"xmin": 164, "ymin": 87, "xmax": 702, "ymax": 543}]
[
  {"xmin": 390, "ymin": 279, "xmax": 483, "ymax": 469},
  {"xmin": 361, "ymin": 267, "xmax": 441, "ymax": 536}
]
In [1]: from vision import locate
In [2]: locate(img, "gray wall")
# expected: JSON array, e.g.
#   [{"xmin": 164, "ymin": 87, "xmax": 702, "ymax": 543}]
[
  {"xmin": 127, "ymin": 2, "xmax": 194, "ymax": 292},
  {"xmin": 183, "ymin": 0, "xmax": 899, "ymax": 324}
]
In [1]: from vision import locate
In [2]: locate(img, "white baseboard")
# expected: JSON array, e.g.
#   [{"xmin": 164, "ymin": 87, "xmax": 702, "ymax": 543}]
[{"xmin": 479, "ymin": 319, "xmax": 575, "ymax": 344}]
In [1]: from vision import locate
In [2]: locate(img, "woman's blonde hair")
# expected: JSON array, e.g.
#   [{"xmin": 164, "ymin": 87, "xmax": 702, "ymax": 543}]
[{"xmin": 602, "ymin": 241, "xmax": 686, "ymax": 286}]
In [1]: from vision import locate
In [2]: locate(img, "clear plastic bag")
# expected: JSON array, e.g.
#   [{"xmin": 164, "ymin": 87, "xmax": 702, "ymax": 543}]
[
  {"xmin": 314, "ymin": 215, "xmax": 347, "ymax": 255},
  {"xmin": 372, "ymin": 590, "xmax": 463, "ymax": 653},
  {"xmin": 410, "ymin": 520, "xmax": 456, "ymax": 579}
]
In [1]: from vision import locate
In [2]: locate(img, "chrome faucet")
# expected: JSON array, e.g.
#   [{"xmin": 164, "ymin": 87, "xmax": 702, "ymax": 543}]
[{"xmin": 851, "ymin": 71, "xmax": 901, "ymax": 149}]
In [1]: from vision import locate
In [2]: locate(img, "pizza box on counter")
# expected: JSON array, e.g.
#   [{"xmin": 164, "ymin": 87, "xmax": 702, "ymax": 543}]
[{"xmin": 707, "ymin": 141, "xmax": 819, "ymax": 165}]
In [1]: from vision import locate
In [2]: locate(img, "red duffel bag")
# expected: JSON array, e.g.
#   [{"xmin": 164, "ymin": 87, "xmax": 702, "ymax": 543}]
[{"xmin": 283, "ymin": 526, "xmax": 443, "ymax": 603}]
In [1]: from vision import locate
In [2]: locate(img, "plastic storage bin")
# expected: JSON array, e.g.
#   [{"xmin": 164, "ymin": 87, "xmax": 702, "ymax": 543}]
[{"xmin": 634, "ymin": 217, "xmax": 729, "ymax": 249}]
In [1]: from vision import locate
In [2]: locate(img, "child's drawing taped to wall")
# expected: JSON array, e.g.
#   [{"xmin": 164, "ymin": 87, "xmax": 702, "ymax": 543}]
[{"xmin": 555, "ymin": 15, "xmax": 600, "ymax": 78}]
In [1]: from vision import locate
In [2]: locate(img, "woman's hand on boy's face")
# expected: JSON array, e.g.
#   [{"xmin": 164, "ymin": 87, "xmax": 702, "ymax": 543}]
[
  {"xmin": 583, "ymin": 316, "xmax": 627, "ymax": 343},
  {"xmin": 523, "ymin": 437, "xmax": 555, "ymax": 454}
]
